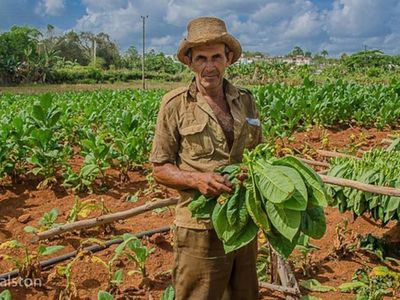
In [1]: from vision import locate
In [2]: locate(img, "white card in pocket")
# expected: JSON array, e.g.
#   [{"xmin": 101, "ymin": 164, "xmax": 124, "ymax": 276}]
[{"xmin": 246, "ymin": 117, "xmax": 260, "ymax": 126}]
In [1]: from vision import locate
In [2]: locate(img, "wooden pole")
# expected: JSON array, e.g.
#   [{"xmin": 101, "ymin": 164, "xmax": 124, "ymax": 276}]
[
  {"xmin": 141, "ymin": 15, "xmax": 148, "ymax": 90},
  {"xmin": 381, "ymin": 138, "xmax": 394, "ymax": 145},
  {"xmin": 298, "ymin": 157, "xmax": 330, "ymax": 168},
  {"xmin": 259, "ymin": 281, "xmax": 299, "ymax": 295},
  {"xmin": 31, "ymin": 197, "xmax": 178, "ymax": 243},
  {"xmin": 320, "ymin": 175, "xmax": 400, "ymax": 197},
  {"xmin": 316, "ymin": 149, "xmax": 359, "ymax": 159}
]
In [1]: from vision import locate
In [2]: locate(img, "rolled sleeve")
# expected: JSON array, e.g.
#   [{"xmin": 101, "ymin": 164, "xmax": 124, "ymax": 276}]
[{"xmin": 150, "ymin": 100, "xmax": 180, "ymax": 164}]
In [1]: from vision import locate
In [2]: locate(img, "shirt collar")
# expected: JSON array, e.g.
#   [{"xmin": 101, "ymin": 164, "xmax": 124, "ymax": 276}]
[{"xmin": 186, "ymin": 77, "xmax": 240, "ymax": 102}]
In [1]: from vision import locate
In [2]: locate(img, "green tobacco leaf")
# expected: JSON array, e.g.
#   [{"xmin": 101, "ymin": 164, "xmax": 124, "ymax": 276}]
[
  {"xmin": 226, "ymin": 186, "xmax": 241, "ymax": 226},
  {"xmin": 245, "ymin": 180, "xmax": 270, "ymax": 233},
  {"xmin": 97, "ymin": 290, "xmax": 114, "ymax": 300},
  {"xmin": 265, "ymin": 201, "xmax": 300, "ymax": 242},
  {"xmin": 266, "ymin": 229, "xmax": 299, "ymax": 258},
  {"xmin": 48, "ymin": 110, "xmax": 61, "ymax": 127},
  {"xmin": 254, "ymin": 162, "xmax": 294, "ymax": 203},
  {"xmin": 126, "ymin": 195, "xmax": 139, "ymax": 203},
  {"xmin": 0, "ymin": 289, "xmax": 12, "ymax": 300},
  {"xmin": 111, "ymin": 269, "xmax": 124, "ymax": 285},
  {"xmin": 24, "ymin": 226, "xmax": 39, "ymax": 234},
  {"xmin": 237, "ymin": 189, "xmax": 249, "ymax": 229},
  {"xmin": 80, "ymin": 163, "xmax": 99, "ymax": 177},
  {"xmin": 218, "ymin": 164, "xmax": 241, "ymax": 176},
  {"xmin": 301, "ymin": 206, "xmax": 326, "ymax": 239},
  {"xmin": 386, "ymin": 196, "xmax": 400, "ymax": 212},
  {"xmin": 275, "ymin": 166, "xmax": 308, "ymax": 201},
  {"xmin": 188, "ymin": 193, "xmax": 216, "ymax": 219},
  {"xmin": 274, "ymin": 156, "xmax": 327, "ymax": 207},
  {"xmin": 212, "ymin": 193, "xmax": 256, "ymax": 253},
  {"xmin": 300, "ymin": 279, "xmax": 336, "ymax": 292},
  {"xmin": 0, "ymin": 240, "xmax": 22, "ymax": 249},
  {"xmin": 38, "ymin": 245, "xmax": 64, "ymax": 256},
  {"xmin": 274, "ymin": 165, "xmax": 307, "ymax": 211},
  {"xmin": 338, "ymin": 281, "xmax": 368, "ymax": 292},
  {"xmin": 161, "ymin": 285, "xmax": 175, "ymax": 300},
  {"xmin": 282, "ymin": 194, "xmax": 306, "ymax": 212},
  {"xmin": 40, "ymin": 93, "xmax": 52, "ymax": 111},
  {"xmin": 223, "ymin": 219, "xmax": 258, "ymax": 253},
  {"xmin": 32, "ymin": 104, "xmax": 46, "ymax": 123},
  {"xmin": 212, "ymin": 201, "xmax": 230, "ymax": 241}
]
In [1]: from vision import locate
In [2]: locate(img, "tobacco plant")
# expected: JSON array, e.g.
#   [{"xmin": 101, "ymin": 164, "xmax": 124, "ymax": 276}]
[
  {"xmin": 338, "ymin": 266, "xmax": 400, "ymax": 300},
  {"xmin": 328, "ymin": 149, "xmax": 400, "ymax": 223},
  {"xmin": 0, "ymin": 240, "xmax": 64, "ymax": 280},
  {"xmin": 56, "ymin": 238, "xmax": 106, "ymax": 300},
  {"xmin": 189, "ymin": 144, "xmax": 328, "ymax": 258},
  {"xmin": 67, "ymin": 197, "xmax": 102, "ymax": 223},
  {"xmin": 24, "ymin": 208, "xmax": 62, "ymax": 233}
]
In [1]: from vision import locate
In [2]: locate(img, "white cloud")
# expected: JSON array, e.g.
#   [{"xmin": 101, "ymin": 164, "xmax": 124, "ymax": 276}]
[
  {"xmin": 75, "ymin": 2, "xmax": 141, "ymax": 41},
  {"xmin": 151, "ymin": 35, "xmax": 173, "ymax": 47},
  {"xmin": 69, "ymin": 0, "xmax": 400, "ymax": 56},
  {"xmin": 35, "ymin": 0, "xmax": 65, "ymax": 16}
]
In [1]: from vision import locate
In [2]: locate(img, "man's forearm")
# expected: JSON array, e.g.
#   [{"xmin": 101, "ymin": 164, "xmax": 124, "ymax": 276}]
[{"xmin": 152, "ymin": 162, "xmax": 199, "ymax": 191}]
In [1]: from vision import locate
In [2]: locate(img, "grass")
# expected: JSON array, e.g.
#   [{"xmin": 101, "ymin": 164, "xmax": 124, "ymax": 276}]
[{"xmin": 0, "ymin": 80, "xmax": 185, "ymax": 95}]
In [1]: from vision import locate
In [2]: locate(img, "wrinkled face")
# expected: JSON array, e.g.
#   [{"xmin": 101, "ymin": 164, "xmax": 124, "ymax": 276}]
[{"xmin": 185, "ymin": 43, "xmax": 233, "ymax": 90}]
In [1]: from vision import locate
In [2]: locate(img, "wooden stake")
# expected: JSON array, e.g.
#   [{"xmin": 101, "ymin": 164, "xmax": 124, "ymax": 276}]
[
  {"xmin": 31, "ymin": 197, "xmax": 178, "ymax": 242},
  {"xmin": 267, "ymin": 247, "xmax": 301, "ymax": 299},
  {"xmin": 381, "ymin": 138, "xmax": 394, "ymax": 145},
  {"xmin": 259, "ymin": 281, "xmax": 299, "ymax": 295},
  {"xmin": 316, "ymin": 149, "xmax": 359, "ymax": 159},
  {"xmin": 298, "ymin": 157, "xmax": 330, "ymax": 168},
  {"xmin": 320, "ymin": 175, "xmax": 400, "ymax": 197}
]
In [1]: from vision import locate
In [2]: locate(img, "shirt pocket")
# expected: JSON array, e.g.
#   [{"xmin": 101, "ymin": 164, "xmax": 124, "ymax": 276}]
[
  {"xmin": 244, "ymin": 120, "xmax": 261, "ymax": 149},
  {"xmin": 180, "ymin": 122, "xmax": 215, "ymax": 159}
]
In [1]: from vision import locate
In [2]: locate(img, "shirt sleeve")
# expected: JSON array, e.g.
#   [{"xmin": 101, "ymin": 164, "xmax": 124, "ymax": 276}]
[{"xmin": 149, "ymin": 99, "xmax": 180, "ymax": 164}]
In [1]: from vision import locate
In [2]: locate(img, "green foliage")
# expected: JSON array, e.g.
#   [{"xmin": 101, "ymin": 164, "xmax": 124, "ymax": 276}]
[
  {"xmin": 344, "ymin": 50, "xmax": 399, "ymax": 71},
  {"xmin": 0, "ymin": 89, "xmax": 163, "ymax": 191},
  {"xmin": 0, "ymin": 289, "xmax": 12, "ymax": 300},
  {"xmin": 255, "ymin": 79, "xmax": 400, "ymax": 142},
  {"xmin": 300, "ymin": 279, "xmax": 336, "ymax": 292},
  {"xmin": 189, "ymin": 145, "xmax": 328, "ymax": 258},
  {"xmin": 67, "ymin": 197, "xmax": 103, "ymax": 222},
  {"xmin": 97, "ymin": 291, "xmax": 114, "ymax": 300},
  {"xmin": 161, "ymin": 285, "xmax": 175, "ymax": 300},
  {"xmin": 0, "ymin": 26, "xmax": 41, "ymax": 83},
  {"xmin": 119, "ymin": 234, "xmax": 154, "ymax": 278},
  {"xmin": 0, "ymin": 239, "xmax": 64, "ymax": 279},
  {"xmin": 24, "ymin": 208, "xmax": 61, "ymax": 233},
  {"xmin": 328, "ymin": 149, "xmax": 400, "ymax": 223},
  {"xmin": 338, "ymin": 266, "xmax": 400, "ymax": 300}
]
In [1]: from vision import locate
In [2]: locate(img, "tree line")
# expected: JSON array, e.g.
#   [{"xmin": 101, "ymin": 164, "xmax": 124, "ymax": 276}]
[{"xmin": 0, "ymin": 25, "xmax": 184, "ymax": 84}]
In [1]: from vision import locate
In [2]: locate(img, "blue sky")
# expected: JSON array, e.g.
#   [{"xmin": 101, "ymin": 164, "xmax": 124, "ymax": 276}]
[{"xmin": 1, "ymin": 0, "xmax": 399, "ymax": 56}]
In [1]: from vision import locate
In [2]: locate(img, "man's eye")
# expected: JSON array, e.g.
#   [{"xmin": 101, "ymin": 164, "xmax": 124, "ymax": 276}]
[{"xmin": 195, "ymin": 57, "xmax": 206, "ymax": 63}]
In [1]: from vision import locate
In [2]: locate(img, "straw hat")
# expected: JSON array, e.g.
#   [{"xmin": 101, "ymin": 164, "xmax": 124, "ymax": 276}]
[{"xmin": 177, "ymin": 17, "xmax": 242, "ymax": 65}]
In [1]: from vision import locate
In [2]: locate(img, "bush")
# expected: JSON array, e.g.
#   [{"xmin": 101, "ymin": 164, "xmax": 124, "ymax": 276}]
[{"xmin": 47, "ymin": 66, "xmax": 183, "ymax": 84}]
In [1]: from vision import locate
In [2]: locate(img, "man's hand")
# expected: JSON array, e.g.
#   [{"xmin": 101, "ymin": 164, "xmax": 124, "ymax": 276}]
[
  {"xmin": 153, "ymin": 163, "xmax": 233, "ymax": 197},
  {"xmin": 195, "ymin": 172, "xmax": 233, "ymax": 198}
]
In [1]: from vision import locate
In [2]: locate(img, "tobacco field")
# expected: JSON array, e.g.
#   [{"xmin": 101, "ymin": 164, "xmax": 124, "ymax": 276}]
[{"xmin": 0, "ymin": 80, "xmax": 400, "ymax": 299}]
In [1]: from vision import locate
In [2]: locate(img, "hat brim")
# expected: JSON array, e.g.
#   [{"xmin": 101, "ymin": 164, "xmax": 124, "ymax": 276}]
[{"xmin": 177, "ymin": 34, "xmax": 242, "ymax": 65}]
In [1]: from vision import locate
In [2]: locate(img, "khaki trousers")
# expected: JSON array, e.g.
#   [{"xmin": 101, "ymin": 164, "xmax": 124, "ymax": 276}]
[{"xmin": 172, "ymin": 227, "xmax": 258, "ymax": 300}]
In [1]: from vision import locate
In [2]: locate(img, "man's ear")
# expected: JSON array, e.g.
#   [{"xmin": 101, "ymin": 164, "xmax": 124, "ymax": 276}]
[
  {"xmin": 183, "ymin": 55, "xmax": 192, "ymax": 67},
  {"xmin": 227, "ymin": 51, "xmax": 234, "ymax": 66}
]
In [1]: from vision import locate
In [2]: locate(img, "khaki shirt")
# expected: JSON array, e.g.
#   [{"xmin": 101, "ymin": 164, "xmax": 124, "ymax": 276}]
[{"xmin": 150, "ymin": 79, "xmax": 263, "ymax": 229}]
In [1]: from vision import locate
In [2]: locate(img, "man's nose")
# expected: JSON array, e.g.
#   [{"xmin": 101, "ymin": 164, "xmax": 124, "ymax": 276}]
[{"xmin": 204, "ymin": 59, "xmax": 216, "ymax": 69}]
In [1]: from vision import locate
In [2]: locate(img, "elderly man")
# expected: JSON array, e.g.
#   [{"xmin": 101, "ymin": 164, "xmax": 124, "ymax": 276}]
[{"xmin": 150, "ymin": 16, "xmax": 263, "ymax": 300}]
